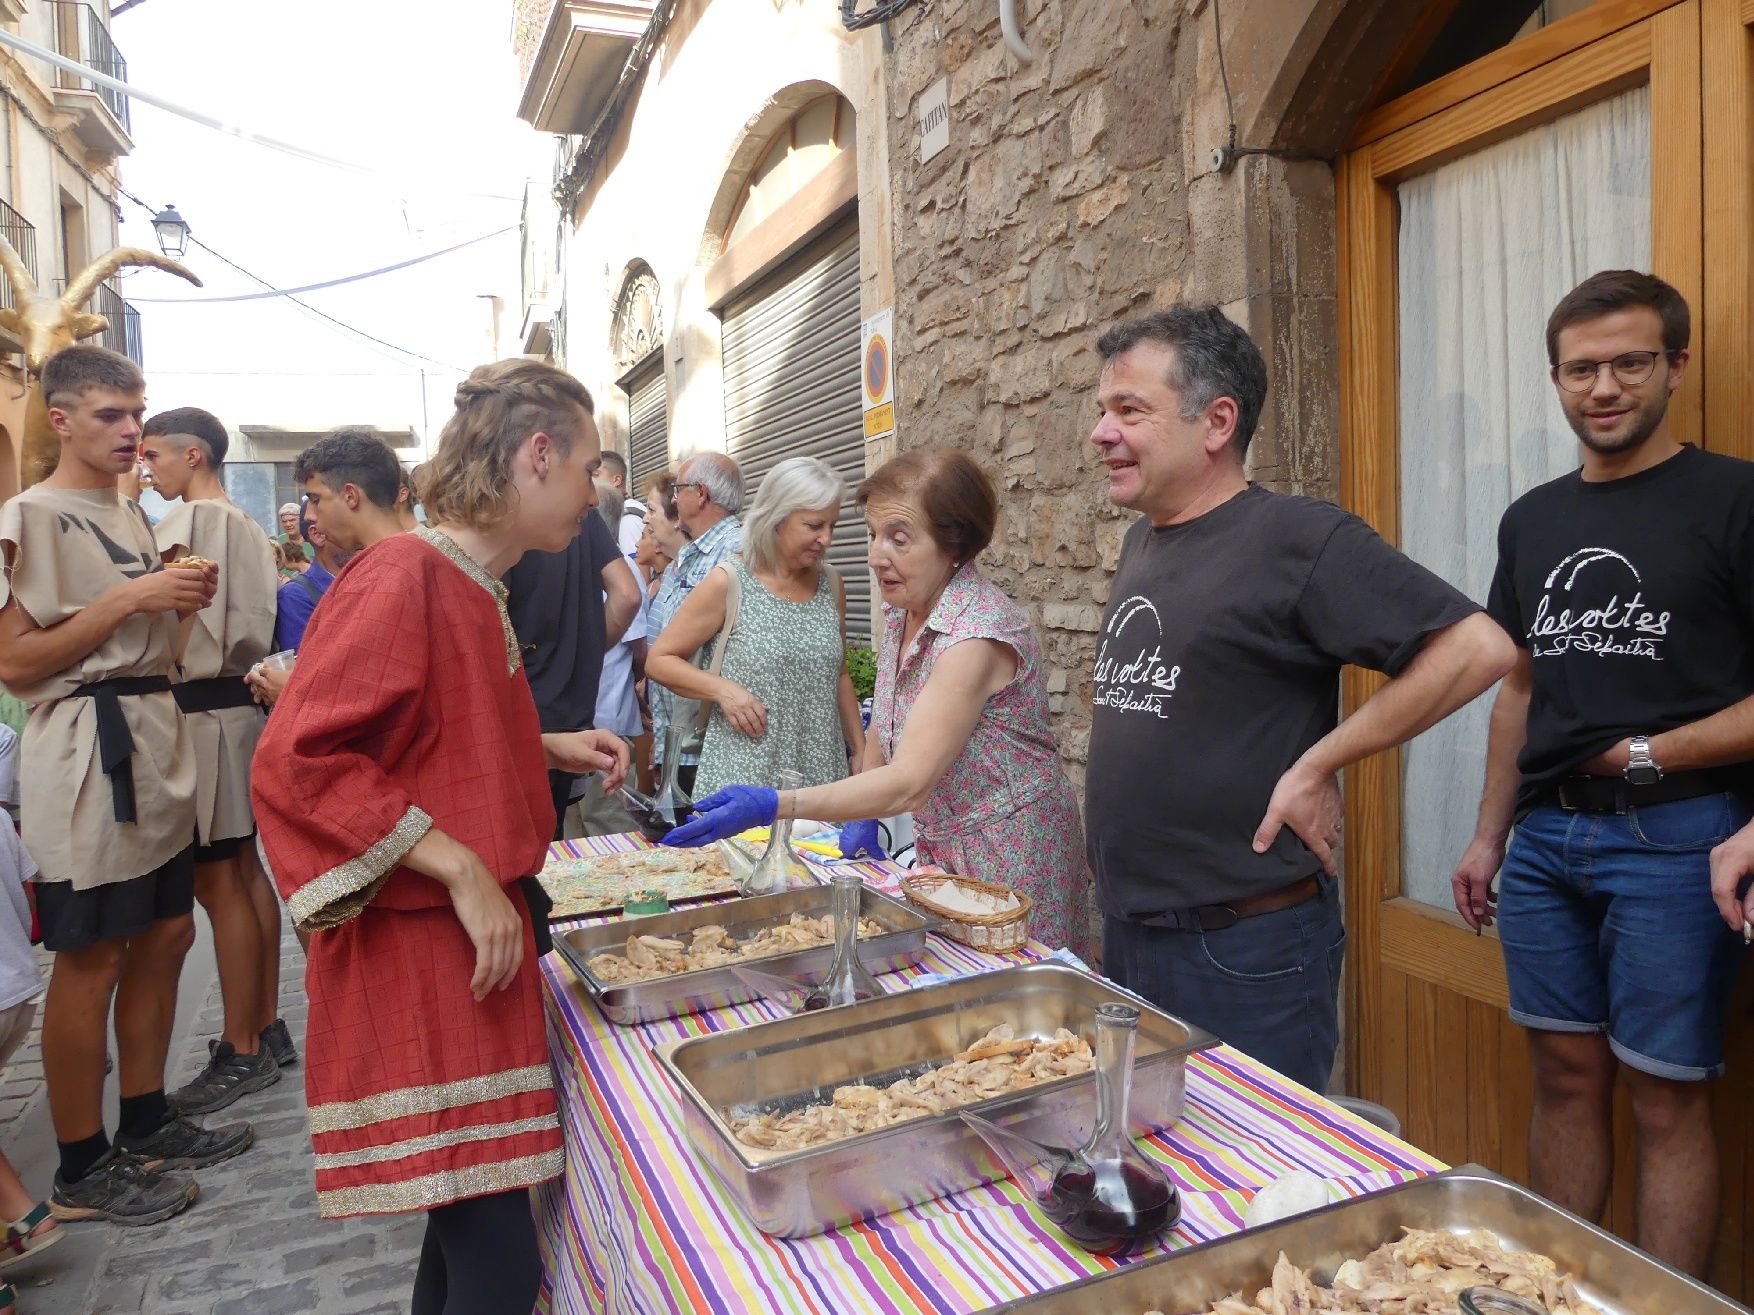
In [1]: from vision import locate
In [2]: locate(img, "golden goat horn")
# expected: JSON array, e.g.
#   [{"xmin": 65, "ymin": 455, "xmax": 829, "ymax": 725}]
[
  {"xmin": 60, "ymin": 247, "xmax": 202, "ymax": 310},
  {"xmin": 0, "ymin": 233, "xmax": 39, "ymax": 310}
]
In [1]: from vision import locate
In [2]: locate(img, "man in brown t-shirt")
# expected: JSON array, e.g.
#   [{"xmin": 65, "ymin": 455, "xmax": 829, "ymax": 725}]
[
  {"xmin": 0, "ymin": 347, "xmax": 253, "ymax": 1224},
  {"xmin": 142, "ymin": 407, "xmax": 293, "ymax": 1112}
]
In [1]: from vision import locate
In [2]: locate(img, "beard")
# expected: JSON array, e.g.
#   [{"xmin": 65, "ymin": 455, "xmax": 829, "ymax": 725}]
[{"xmin": 1567, "ymin": 393, "xmax": 1668, "ymax": 456}]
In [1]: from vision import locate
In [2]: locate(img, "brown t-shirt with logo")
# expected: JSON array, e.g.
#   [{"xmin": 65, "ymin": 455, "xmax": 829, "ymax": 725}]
[{"xmin": 1085, "ymin": 486, "xmax": 1479, "ymax": 918}]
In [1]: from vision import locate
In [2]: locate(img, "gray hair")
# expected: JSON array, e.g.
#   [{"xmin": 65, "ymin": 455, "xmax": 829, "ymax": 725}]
[
  {"xmin": 678, "ymin": 451, "xmax": 746, "ymax": 515},
  {"xmin": 1094, "ymin": 305, "xmax": 1270, "ymax": 457},
  {"xmin": 742, "ymin": 456, "xmax": 843, "ymax": 574},
  {"xmin": 594, "ymin": 479, "xmax": 624, "ymax": 534}
]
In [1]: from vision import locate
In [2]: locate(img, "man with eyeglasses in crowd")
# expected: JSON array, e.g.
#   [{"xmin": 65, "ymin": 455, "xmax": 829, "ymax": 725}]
[
  {"xmin": 1450, "ymin": 270, "xmax": 1754, "ymax": 1278},
  {"xmin": 646, "ymin": 453, "xmax": 744, "ymax": 793}
]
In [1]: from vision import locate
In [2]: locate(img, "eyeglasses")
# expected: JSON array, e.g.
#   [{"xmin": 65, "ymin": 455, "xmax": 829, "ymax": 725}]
[
  {"xmin": 677, "ymin": 481, "xmax": 708, "ymax": 499},
  {"xmin": 1552, "ymin": 350, "xmax": 1674, "ymax": 393}
]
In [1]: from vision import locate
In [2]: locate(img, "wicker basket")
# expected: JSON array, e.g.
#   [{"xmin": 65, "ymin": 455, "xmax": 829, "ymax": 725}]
[{"xmin": 901, "ymin": 873, "xmax": 1033, "ymax": 952}]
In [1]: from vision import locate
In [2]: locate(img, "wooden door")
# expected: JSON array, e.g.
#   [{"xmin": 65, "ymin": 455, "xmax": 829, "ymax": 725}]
[{"xmin": 1336, "ymin": 0, "xmax": 1754, "ymax": 1298}]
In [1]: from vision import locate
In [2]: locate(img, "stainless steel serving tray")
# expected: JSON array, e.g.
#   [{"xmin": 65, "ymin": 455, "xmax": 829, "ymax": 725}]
[
  {"xmin": 976, "ymin": 1165, "xmax": 1750, "ymax": 1314},
  {"xmin": 654, "ymin": 962, "xmax": 1218, "ymax": 1237},
  {"xmin": 554, "ymin": 884, "xmax": 935, "ymax": 1026}
]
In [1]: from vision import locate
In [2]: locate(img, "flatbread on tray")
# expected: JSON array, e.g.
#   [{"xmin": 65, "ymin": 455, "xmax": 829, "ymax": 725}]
[{"xmin": 538, "ymin": 845, "xmax": 735, "ymax": 918}]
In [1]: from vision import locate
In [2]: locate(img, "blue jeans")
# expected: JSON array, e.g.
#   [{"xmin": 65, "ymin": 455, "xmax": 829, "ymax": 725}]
[
  {"xmin": 1498, "ymin": 792, "xmax": 1750, "ymax": 1080},
  {"xmin": 1101, "ymin": 877, "xmax": 1345, "ymax": 1093}
]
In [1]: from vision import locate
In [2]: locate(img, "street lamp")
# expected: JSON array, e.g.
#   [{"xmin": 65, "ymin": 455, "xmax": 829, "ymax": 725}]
[{"xmin": 151, "ymin": 204, "xmax": 189, "ymax": 259}]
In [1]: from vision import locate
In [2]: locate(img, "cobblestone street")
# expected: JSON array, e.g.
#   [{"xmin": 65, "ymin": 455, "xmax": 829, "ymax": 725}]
[{"xmin": 0, "ymin": 927, "xmax": 424, "ymax": 1315}]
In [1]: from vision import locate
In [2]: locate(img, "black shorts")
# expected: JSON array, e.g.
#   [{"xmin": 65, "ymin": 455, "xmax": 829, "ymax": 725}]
[
  {"xmin": 36, "ymin": 846, "xmax": 197, "ymax": 952},
  {"xmin": 192, "ymin": 831, "xmax": 253, "ymax": 865}
]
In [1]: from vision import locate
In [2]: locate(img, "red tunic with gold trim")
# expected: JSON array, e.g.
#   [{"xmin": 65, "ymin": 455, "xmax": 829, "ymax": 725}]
[{"xmin": 251, "ymin": 528, "xmax": 561, "ymax": 1218}]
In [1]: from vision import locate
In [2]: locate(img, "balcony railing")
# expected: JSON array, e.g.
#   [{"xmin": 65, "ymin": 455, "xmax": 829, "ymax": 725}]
[
  {"xmin": 0, "ymin": 201, "xmax": 37, "ymax": 315},
  {"xmin": 55, "ymin": 276, "xmax": 142, "ymax": 365},
  {"xmin": 48, "ymin": 2, "xmax": 130, "ymax": 134}
]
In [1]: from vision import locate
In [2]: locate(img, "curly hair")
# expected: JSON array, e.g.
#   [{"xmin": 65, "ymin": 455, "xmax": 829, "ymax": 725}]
[{"xmin": 417, "ymin": 359, "xmax": 595, "ymax": 529}]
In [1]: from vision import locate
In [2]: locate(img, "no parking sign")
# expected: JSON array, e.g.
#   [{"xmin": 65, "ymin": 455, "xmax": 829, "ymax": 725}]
[{"xmin": 861, "ymin": 308, "xmax": 894, "ymax": 442}]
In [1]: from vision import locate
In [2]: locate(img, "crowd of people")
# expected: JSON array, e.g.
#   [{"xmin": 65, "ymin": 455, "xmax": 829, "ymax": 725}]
[{"xmin": 0, "ymin": 264, "xmax": 1739, "ymax": 1313}]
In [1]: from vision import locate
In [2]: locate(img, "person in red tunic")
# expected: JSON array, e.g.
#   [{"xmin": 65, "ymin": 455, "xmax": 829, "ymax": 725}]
[{"xmin": 250, "ymin": 359, "xmax": 628, "ymax": 1315}]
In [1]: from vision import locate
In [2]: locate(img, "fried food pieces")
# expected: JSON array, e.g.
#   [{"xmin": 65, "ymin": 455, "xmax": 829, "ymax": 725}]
[
  {"xmin": 1149, "ymin": 1228, "xmax": 1602, "ymax": 1315},
  {"xmin": 585, "ymin": 913, "xmax": 884, "ymax": 984},
  {"xmin": 730, "ymin": 1023, "xmax": 1096, "ymax": 1151},
  {"xmin": 168, "ymin": 555, "xmax": 216, "ymax": 570}
]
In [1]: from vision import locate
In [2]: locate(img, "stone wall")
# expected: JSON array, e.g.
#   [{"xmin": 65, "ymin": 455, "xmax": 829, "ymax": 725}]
[
  {"xmin": 512, "ymin": 0, "xmax": 552, "ymax": 83},
  {"xmin": 883, "ymin": 0, "xmax": 1346, "ymax": 794}
]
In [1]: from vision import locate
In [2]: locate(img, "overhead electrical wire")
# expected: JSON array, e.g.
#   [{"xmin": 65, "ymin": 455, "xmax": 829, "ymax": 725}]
[
  {"xmin": 0, "ymin": 26, "xmax": 521, "ymax": 202},
  {"xmin": 126, "ymin": 225, "xmax": 515, "ymax": 303},
  {"xmin": 115, "ymin": 186, "xmax": 470, "ymax": 373}
]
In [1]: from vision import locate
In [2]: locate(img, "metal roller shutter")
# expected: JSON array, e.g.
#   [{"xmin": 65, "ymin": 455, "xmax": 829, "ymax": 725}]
[
  {"xmin": 720, "ymin": 219, "xmax": 870, "ymax": 639},
  {"xmin": 623, "ymin": 354, "xmax": 669, "ymax": 490}
]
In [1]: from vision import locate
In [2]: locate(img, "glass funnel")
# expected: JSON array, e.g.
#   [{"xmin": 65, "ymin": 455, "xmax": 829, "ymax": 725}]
[
  {"xmin": 962, "ymin": 1003, "xmax": 1179, "ymax": 1253},
  {"xmin": 801, "ymin": 869, "xmax": 882, "ymax": 1011},
  {"xmin": 641, "ymin": 719, "xmax": 695, "ymax": 841},
  {"xmin": 738, "ymin": 769, "xmax": 810, "ymax": 895}
]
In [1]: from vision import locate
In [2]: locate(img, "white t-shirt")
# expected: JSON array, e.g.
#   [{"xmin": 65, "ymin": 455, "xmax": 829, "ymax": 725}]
[
  {"xmin": 0, "ymin": 826, "xmax": 43, "ymax": 1011},
  {"xmin": 618, "ymin": 498, "xmax": 647, "ymax": 559},
  {"xmin": 594, "ymin": 570, "xmax": 648, "ymax": 740}
]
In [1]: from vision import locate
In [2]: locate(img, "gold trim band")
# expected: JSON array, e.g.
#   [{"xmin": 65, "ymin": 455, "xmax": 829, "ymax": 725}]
[
  {"xmin": 312, "ymin": 1113, "xmax": 560, "ymax": 1171},
  {"xmin": 288, "ymin": 804, "xmax": 433, "ymax": 931},
  {"xmin": 308, "ymin": 1063, "xmax": 554, "ymax": 1136},
  {"xmin": 315, "ymin": 1148, "xmax": 564, "ymax": 1219}
]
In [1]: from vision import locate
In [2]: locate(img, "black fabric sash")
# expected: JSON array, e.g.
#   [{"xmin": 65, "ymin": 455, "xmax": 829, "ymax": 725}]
[
  {"xmin": 173, "ymin": 675, "xmax": 257, "ymax": 715},
  {"xmin": 68, "ymin": 675, "xmax": 173, "ymax": 824}
]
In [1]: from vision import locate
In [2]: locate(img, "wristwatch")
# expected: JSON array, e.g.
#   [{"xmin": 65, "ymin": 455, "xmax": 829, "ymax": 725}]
[{"xmin": 1623, "ymin": 735, "xmax": 1663, "ymax": 787}]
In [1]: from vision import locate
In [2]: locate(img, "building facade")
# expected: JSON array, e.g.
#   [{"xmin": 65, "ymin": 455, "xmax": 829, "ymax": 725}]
[
  {"xmin": 516, "ymin": 1, "xmax": 1754, "ymax": 1292},
  {"xmin": 0, "ymin": 0, "xmax": 139, "ymax": 499}
]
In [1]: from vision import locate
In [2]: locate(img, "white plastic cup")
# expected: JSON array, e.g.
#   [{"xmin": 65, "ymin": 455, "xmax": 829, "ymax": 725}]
[{"xmin": 259, "ymin": 650, "xmax": 297, "ymax": 673}]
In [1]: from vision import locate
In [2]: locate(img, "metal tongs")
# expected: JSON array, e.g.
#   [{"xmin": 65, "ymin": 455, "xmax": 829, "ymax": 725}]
[{"xmin": 1459, "ymin": 1289, "xmax": 1549, "ymax": 1315}]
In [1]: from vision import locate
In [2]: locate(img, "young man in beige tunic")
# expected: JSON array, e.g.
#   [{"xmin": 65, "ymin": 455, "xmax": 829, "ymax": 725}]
[
  {"xmin": 140, "ymin": 408, "xmax": 291, "ymax": 1113},
  {"xmin": 0, "ymin": 346, "xmax": 253, "ymax": 1225}
]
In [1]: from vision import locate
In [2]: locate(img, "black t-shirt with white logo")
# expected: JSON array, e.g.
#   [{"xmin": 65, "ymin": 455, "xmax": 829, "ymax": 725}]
[
  {"xmin": 1086, "ymin": 486, "xmax": 1479, "ymax": 918},
  {"xmin": 1486, "ymin": 444, "xmax": 1754, "ymax": 812}
]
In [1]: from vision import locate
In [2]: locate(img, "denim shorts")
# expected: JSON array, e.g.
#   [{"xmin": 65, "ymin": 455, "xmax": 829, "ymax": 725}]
[{"xmin": 1498, "ymin": 792, "xmax": 1750, "ymax": 1080}]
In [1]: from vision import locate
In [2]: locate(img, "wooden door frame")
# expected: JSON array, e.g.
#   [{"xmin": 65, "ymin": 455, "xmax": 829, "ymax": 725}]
[{"xmin": 1336, "ymin": 0, "xmax": 1704, "ymax": 1100}]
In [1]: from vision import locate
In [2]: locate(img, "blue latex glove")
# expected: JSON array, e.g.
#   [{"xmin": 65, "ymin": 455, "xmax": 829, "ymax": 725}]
[
  {"xmin": 838, "ymin": 820, "xmax": 888, "ymax": 861},
  {"xmin": 661, "ymin": 786, "xmax": 778, "ymax": 848}
]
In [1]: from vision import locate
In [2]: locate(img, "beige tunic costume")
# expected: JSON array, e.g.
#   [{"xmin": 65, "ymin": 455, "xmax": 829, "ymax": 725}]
[
  {"xmin": 0, "ymin": 486, "xmax": 194, "ymax": 888},
  {"xmin": 156, "ymin": 500, "xmax": 276, "ymax": 846}
]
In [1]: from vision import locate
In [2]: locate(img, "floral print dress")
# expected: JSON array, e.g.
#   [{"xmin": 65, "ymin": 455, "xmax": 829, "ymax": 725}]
[{"xmin": 871, "ymin": 565, "xmax": 1092, "ymax": 957}]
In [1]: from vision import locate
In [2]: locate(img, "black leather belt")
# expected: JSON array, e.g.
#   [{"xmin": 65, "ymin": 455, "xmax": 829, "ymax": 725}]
[
  {"xmin": 1136, "ymin": 874, "xmax": 1323, "ymax": 932},
  {"xmin": 68, "ymin": 675, "xmax": 172, "ymax": 824},
  {"xmin": 1553, "ymin": 770, "xmax": 1737, "ymax": 813},
  {"xmin": 173, "ymin": 675, "xmax": 257, "ymax": 715}
]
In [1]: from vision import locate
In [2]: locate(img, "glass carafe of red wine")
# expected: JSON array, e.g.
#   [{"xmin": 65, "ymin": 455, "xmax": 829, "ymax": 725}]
[
  {"xmin": 961, "ymin": 1003, "xmax": 1180, "ymax": 1253},
  {"xmin": 801, "ymin": 869, "xmax": 882, "ymax": 1011}
]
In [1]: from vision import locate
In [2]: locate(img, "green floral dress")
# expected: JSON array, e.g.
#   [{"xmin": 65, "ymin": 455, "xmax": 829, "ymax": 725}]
[{"xmin": 694, "ymin": 559, "xmax": 850, "ymax": 797}]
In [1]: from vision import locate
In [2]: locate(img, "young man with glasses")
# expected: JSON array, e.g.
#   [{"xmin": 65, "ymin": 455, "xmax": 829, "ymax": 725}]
[{"xmin": 1451, "ymin": 270, "xmax": 1754, "ymax": 1277}]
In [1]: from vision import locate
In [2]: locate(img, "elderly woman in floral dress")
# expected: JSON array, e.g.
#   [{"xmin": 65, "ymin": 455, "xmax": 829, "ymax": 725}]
[{"xmin": 665, "ymin": 449, "xmax": 1091, "ymax": 954}]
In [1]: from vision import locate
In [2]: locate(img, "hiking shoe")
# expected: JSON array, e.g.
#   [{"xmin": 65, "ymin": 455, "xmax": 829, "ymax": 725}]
[
  {"xmin": 49, "ymin": 1150, "xmax": 197, "ymax": 1227},
  {"xmin": 171, "ymin": 1041, "xmax": 280, "ymax": 1114},
  {"xmin": 261, "ymin": 1018, "xmax": 298, "ymax": 1069},
  {"xmin": 115, "ymin": 1114, "xmax": 254, "ymax": 1171}
]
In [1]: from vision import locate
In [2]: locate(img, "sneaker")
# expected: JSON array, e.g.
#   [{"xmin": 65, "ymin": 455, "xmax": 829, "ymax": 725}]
[
  {"xmin": 261, "ymin": 1019, "xmax": 298, "ymax": 1069},
  {"xmin": 49, "ymin": 1150, "xmax": 197, "ymax": 1227},
  {"xmin": 115, "ymin": 1114, "xmax": 254, "ymax": 1171},
  {"xmin": 172, "ymin": 1041, "xmax": 280, "ymax": 1115}
]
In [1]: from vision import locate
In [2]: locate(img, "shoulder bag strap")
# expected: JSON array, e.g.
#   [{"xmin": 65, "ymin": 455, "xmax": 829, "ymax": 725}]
[{"xmin": 694, "ymin": 562, "xmax": 742, "ymax": 732}]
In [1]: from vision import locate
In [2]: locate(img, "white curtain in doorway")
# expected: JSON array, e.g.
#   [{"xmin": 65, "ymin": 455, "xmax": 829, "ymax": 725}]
[{"xmin": 1395, "ymin": 85, "xmax": 1651, "ymax": 907}]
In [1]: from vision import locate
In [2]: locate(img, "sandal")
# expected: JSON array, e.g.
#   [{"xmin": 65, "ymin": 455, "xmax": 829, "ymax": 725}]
[{"xmin": 0, "ymin": 1202, "xmax": 60, "ymax": 1273}]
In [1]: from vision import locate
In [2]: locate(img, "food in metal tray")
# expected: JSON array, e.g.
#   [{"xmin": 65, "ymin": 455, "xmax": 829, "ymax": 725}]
[
  {"xmin": 539, "ymin": 846, "xmax": 735, "ymax": 917},
  {"xmin": 1150, "ymin": 1228, "xmax": 1602, "ymax": 1315},
  {"xmin": 730, "ymin": 1023, "xmax": 1095, "ymax": 1151},
  {"xmin": 586, "ymin": 913, "xmax": 884, "ymax": 984}
]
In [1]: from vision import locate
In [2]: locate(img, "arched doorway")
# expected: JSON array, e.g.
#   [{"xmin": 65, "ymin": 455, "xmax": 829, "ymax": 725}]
[
  {"xmin": 705, "ymin": 93, "xmax": 871, "ymax": 638},
  {"xmin": 1332, "ymin": 0, "xmax": 1754, "ymax": 1289},
  {"xmin": 611, "ymin": 262, "xmax": 669, "ymax": 492}
]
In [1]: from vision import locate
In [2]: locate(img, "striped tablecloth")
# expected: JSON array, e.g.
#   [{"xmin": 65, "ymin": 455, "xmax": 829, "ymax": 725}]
[{"xmin": 532, "ymin": 839, "xmax": 1444, "ymax": 1314}]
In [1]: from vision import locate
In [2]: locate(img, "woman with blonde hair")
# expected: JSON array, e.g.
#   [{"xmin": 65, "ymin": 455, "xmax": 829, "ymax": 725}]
[
  {"xmin": 648, "ymin": 455, "xmax": 864, "ymax": 796},
  {"xmin": 251, "ymin": 358, "xmax": 629, "ymax": 1315}
]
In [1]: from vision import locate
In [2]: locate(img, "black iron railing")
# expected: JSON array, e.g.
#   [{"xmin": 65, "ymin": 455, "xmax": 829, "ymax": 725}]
[
  {"xmin": 92, "ymin": 280, "xmax": 140, "ymax": 364},
  {"xmin": 48, "ymin": 2, "xmax": 130, "ymax": 134},
  {"xmin": 0, "ymin": 201, "xmax": 37, "ymax": 314}
]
